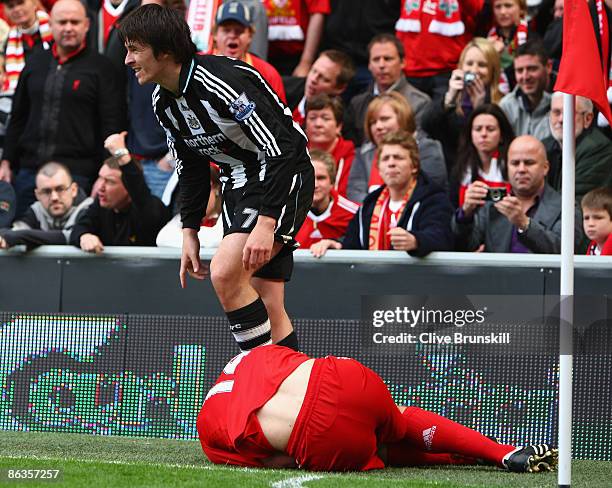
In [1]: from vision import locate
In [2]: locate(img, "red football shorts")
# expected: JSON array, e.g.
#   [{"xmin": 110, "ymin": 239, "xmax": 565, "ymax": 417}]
[{"xmin": 286, "ymin": 355, "xmax": 405, "ymax": 471}]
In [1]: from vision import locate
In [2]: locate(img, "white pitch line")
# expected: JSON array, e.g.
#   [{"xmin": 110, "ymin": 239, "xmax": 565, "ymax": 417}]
[
  {"xmin": 1, "ymin": 454, "xmax": 212, "ymax": 470},
  {"xmin": 271, "ymin": 474, "xmax": 325, "ymax": 488}
]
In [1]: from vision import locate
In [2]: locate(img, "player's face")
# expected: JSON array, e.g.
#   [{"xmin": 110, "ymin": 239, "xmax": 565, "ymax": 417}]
[
  {"xmin": 461, "ymin": 47, "xmax": 490, "ymax": 85},
  {"xmin": 125, "ymin": 40, "xmax": 165, "ymax": 85},
  {"xmin": 35, "ymin": 170, "xmax": 77, "ymax": 218},
  {"xmin": 4, "ymin": 0, "xmax": 37, "ymax": 29},
  {"xmin": 493, "ymin": 0, "xmax": 523, "ymax": 29},
  {"xmin": 214, "ymin": 21, "xmax": 252, "ymax": 60},
  {"xmin": 305, "ymin": 55, "xmax": 343, "ymax": 99},
  {"xmin": 369, "ymin": 103, "xmax": 400, "ymax": 146},
  {"xmin": 378, "ymin": 144, "xmax": 418, "ymax": 190},
  {"xmin": 368, "ymin": 42, "xmax": 404, "ymax": 90},
  {"xmin": 96, "ymin": 165, "xmax": 131, "ymax": 210},
  {"xmin": 312, "ymin": 159, "xmax": 334, "ymax": 207},
  {"xmin": 582, "ymin": 208, "xmax": 612, "ymax": 246},
  {"xmin": 305, "ymin": 107, "xmax": 340, "ymax": 149},
  {"xmin": 471, "ymin": 114, "xmax": 501, "ymax": 155}
]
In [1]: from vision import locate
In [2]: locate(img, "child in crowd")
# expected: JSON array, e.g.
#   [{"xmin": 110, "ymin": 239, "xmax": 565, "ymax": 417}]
[
  {"xmin": 294, "ymin": 149, "xmax": 358, "ymax": 250},
  {"xmin": 487, "ymin": 0, "xmax": 528, "ymax": 66},
  {"xmin": 487, "ymin": 0, "xmax": 530, "ymax": 92},
  {"xmin": 582, "ymin": 187, "xmax": 612, "ymax": 256}
]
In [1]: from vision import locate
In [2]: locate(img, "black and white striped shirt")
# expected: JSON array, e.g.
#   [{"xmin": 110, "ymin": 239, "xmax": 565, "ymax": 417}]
[{"xmin": 153, "ymin": 55, "xmax": 310, "ymax": 229}]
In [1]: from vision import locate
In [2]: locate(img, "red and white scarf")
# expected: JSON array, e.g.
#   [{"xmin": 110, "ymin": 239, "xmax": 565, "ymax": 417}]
[
  {"xmin": 368, "ymin": 151, "xmax": 384, "ymax": 193},
  {"xmin": 368, "ymin": 185, "xmax": 414, "ymax": 250},
  {"xmin": 396, "ymin": 0, "xmax": 465, "ymax": 37},
  {"xmin": 2, "ymin": 10, "xmax": 52, "ymax": 94},
  {"xmin": 263, "ymin": 0, "xmax": 305, "ymax": 41},
  {"xmin": 487, "ymin": 18, "xmax": 528, "ymax": 56},
  {"xmin": 458, "ymin": 152, "xmax": 511, "ymax": 207},
  {"xmin": 98, "ymin": 0, "xmax": 130, "ymax": 51}
]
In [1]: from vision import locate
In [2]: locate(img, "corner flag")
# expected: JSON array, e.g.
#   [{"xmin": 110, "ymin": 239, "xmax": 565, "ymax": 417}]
[{"xmin": 554, "ymin": 0, "xmax": 612, "ymax": 124}]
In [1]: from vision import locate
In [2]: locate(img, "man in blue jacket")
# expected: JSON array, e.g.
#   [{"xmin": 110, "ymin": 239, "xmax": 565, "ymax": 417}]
[{"xmin": 311, "ymin": 130, "xmax": 454, "ymax": 257}]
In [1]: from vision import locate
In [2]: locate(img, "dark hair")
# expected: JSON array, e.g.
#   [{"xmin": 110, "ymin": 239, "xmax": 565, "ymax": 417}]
[
  {"xmin": 164, "ymin": 0, "xmax": 187, "ymax": 15},
  {"xmin": 319, "ymin": 49, "xmax": 356, "ymax": 88},
  {"xmin": 454, "ymin": 103, "xmax": 515, "ymax": 184},
  {"xmin": 118, "ymin": 4, "xmax": 196, "ymax": 64},
  {"xmin": 367, "ymin": 33, "xmax": 405, "ymax": 61},
  {"xmin": 582, "ymin": 187, "xmax": 612, "ymax": 218},
  {"xmin": 515, "ymin": 39, "xmax": 549, "ymax": 66},
  {"xmin": 103, "ymin": 157, "xmax": 143, "ymax": 172},
  {"xmin": 305, "ymin": 94, "xmax": 344, "ymax": 124}
]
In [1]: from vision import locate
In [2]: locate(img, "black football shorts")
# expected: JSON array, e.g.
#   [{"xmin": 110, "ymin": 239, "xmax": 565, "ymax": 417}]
[{"xmin": 221, "ymin": 163, "xmax": 314, "ymax": 281}]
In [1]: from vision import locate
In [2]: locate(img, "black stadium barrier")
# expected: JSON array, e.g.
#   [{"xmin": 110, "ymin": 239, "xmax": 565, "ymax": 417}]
[{"xmin": 1, "ymin": 247, "xmax": 611, "ymax": 460}]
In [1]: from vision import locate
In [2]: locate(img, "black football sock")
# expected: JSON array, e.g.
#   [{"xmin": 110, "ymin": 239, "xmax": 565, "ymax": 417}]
[
  {"xmin": 226, "ymin": 298, "xmax": 272, "ymax": 351},
  {"xmin": 276, "ymin": 331, "xmax": 299, "ymax": 351}
]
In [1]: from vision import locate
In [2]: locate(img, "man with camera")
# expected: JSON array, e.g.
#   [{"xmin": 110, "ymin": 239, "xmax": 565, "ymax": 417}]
[{"xmin": 451, "ymin": 135, "xmax": 584, "ymax": 253}]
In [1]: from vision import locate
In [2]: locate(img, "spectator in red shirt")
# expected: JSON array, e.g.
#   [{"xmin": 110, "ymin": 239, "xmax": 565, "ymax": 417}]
[
  {"xmin": 395, "ymin": 0, "xmax": 485, "ymax": 102},
  {"xmin": 581, "ymin": 187, "xmax": 612, "ymax": 256},
  {"xmin": 263, "ymin": 0, "xmax": 330, "ymax": 76},
  {"xmin": 295, "ymin": 148, "xmax": 358, "ymax": 250},
  {"xmin": 212, "ymin": 1, "xmax": 286, "ymax": 103},
  {"xmin": 304, "ymin": 94, "xmax": 354, "ymax": 197}
]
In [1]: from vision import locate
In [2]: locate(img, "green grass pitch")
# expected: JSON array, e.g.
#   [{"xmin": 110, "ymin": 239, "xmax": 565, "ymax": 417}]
[{"xmin": 0, "ymin": 432, "xmax": 609, "ymax": 487}]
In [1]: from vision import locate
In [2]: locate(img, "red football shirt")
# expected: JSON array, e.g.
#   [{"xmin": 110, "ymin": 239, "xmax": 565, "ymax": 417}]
[
  {"xmin": 295, "ymin": 189, "xmax": 359, "ymax": 248},
  {"xmin": 197, "ymin": 346, "xmax": 311, "ymax": 466}
]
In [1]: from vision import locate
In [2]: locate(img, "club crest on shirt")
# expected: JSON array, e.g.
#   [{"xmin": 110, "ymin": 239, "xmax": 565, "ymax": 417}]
[
  {"xmin": 186, "ymin": 114, "xmax": 201, "ymax": 130},
  {"xmin": 230, "ymin": 92, "xmax": 256, "ymax": 121}
]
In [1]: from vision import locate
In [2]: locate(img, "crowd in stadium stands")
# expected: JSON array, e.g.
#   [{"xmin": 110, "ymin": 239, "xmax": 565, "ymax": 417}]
[{"xmin": 0, "ymin": 0, "xmax": 611, "ymax": 255}]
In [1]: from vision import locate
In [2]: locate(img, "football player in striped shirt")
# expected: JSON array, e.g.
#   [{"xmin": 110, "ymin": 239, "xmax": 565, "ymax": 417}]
[{"xmin": 119, "ymin": 5, "xmax": 314, "ymax": 352}]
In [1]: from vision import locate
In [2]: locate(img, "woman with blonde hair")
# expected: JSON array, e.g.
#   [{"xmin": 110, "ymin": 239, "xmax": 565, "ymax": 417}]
[
  {"xmin": 422, "ymin": 37, "xmax": 503, "ymax": 173},
  {"xmin": 346, "ymin": 91, "xmax": 447, "ymax": 204},
  {"xmin": 446, "ymin": 37, "xmax": 503, "ymax": 113}
]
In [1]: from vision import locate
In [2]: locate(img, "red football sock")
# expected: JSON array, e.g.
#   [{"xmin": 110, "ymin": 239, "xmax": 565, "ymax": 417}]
[
  {"xmin": 400, "ymin": 407, "xmax": 515, "ymax": 467},
  {"xmin": 386, "ymin": 440, "xmax": 479, "ymax": 467}
]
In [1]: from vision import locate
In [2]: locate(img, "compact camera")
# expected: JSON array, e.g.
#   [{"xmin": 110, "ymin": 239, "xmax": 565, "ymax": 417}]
[
  {"xmin": 485, "ymin": 187, "xmax": 507, "ymax": 202},
  {"xmin": 463, "ymin": 72, "xmax": 477, "ymax": 85}
]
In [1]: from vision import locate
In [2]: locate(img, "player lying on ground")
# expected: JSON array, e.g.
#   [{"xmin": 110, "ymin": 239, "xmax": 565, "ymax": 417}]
[{"xmin": 197, "ymin": 345, "xmax": 558, "ymax": 472}]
